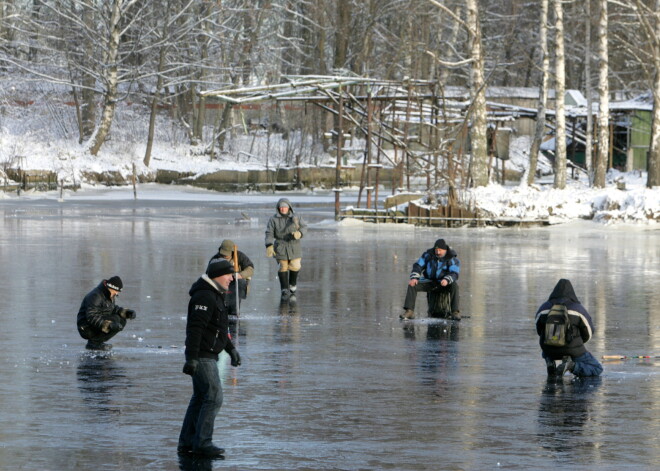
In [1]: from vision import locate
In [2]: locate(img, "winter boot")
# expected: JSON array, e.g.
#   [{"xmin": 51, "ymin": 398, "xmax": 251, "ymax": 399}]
[
  {"xmin": 278, "ymin": 271, "xmax": 289, "ymax": 298},
  {"xmin": 193, "ymin": 445, "xmax": 225, "ymax": 457},
  {"xmin": 289, "ymin": 270, "xmax": 299, "ymax": 294},
  {"xmin": 556, "ymin": 356, "xmax": 575, "ymax": 376},
  {"xmin": 400, "ymin": 309, "xmax": 415, "ymax": 320},
  {"xmin": 86, "ymin": 340, "xmax": 112, "ymax": 351},
  {"xmin": 545, "ymin": 357, "xmax": 557, "ymax": 375}
]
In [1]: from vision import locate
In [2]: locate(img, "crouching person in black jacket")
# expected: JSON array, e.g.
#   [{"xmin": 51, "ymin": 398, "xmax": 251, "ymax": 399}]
[
  {"xmin": 535, "ymin": 279, "xmax": 603, "ymax": 377},
  {"xmin": 178, "ymin": 259, "xmax": 241, "ymax": 458},
  {"xmin": 76, "ymin": 276, "xmax": 136, "ymax": 351}
]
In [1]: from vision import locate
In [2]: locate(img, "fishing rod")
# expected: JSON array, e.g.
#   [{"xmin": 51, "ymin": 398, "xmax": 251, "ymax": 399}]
[
  {"xmin": 233, "ymin": 244, "xmax": 240, "ymax": 318},
  {"xmin": 602, "ymin": 355, "xmax": 659, "ymax": 360}
]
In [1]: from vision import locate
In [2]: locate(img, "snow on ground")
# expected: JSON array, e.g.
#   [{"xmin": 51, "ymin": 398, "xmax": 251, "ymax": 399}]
[
  {"xmin": 463, "ymin": 170, "xmax": 659, "ymax": 224},
  {"xmin": 0, "ymin": 94, "xmax": 658, "ymax": 225}
]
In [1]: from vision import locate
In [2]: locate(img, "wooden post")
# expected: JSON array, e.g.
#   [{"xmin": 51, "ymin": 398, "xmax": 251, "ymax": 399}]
[
  {"xmin": 404, "ymin": 79, "xmax": 413, "ymax": 191},
  {"xmin": 132, "ymin": 162, "xmax": 137, "ymax": 200},
  {"xmin": 366, "ymin": 88, "xmax": 373, "ymax": 209},
  {"xmin": 335, "ymin": 89, "xmax": 344, "ymax": 220},
  {"xmin": 608, "ymin": 123, "xmax": 614, "ymax": 170},
  {"xmin": 374, "ymin": 106, "xmax": 383, "ymax": 217}
]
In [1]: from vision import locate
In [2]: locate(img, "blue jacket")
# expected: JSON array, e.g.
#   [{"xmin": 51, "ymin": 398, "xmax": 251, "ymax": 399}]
[{"xmin": 410, "ymin": 247, "xmax": 460, "ymax": 284}]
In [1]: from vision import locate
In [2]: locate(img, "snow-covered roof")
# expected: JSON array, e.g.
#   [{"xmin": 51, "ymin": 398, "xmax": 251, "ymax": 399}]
[
  {"xmin": 610, "ymin": 93, "xmax": 653, "ymax": 111},
  {"xmin": 565, "ymin": 90, "xmax": 587, "ymax": 107}
]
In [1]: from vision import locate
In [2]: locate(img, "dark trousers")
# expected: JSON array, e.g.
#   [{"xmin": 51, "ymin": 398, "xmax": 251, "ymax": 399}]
[
  {"xmin": 77, "ymin": 316, "xmax": 126, "ymax": 343},
  {"xmin": 404, "ymin": 280, "xmax": 459, "ymax": 313},
  {"xmin": 225, "ymin": 279, "xmax": 248, "ymax": 315},
  {"xmin": 179, "ymin": 358, "xmax": 224, "ymax": 451},
  {"xmin": 542, "ymin": 350, "xmax": 603, "ymax": 377}
]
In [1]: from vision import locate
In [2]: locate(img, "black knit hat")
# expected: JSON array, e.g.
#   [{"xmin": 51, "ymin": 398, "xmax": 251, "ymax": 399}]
[
  {"xmin": 106, "ymin": 276, "xmax": 123, "ymax": 292},
  {"xmin": 434, "ymin": 239, "xmax": 448, "ymax": 250},
  {"xmin": 206, "ymin": 259, "xmax": 234, "ymax": 279}
]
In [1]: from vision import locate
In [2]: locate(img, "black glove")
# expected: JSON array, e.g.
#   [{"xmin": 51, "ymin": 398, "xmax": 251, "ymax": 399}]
[
  {"xmin": 229, "ymin": 349, "xmax": 241, "ymax": 367},
  {"xmin": 101, "ymin": 320, "xmax": 123, "ymax": 333},
  {"xmin": 123, "ymin": 309, "xmax": 137, "ymax": 320},
  {"xmin": 182, "ymin": 359, "xmax": 199, "ymax": 376}
]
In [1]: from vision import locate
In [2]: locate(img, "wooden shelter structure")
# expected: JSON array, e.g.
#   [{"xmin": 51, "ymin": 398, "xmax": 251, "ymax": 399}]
[
  {"xmin": 201, "ymin": 75, "xmax": 488, "ymax": 219},
  {"xmin": 200, "ymin": 76, "xmax": 653, "ymax": 222}
]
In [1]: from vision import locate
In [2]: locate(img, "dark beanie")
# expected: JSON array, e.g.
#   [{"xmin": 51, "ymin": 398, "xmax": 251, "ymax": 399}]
[
  {"xmin": 206, "ymin": 258, "xmax": 234, "ymax": 279},
  {"xmin": 106, "ymin": 276, "xmax": 123, "ymax": 292},
  {"xmin": 434, "ymin": 239, "xmax": 448, "ymax": 250}
]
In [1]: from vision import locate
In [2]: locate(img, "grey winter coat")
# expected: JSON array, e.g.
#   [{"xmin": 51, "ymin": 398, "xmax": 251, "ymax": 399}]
[{"xmin": 265, "ymin": 198, "xmax": 307, "ymax": 260}]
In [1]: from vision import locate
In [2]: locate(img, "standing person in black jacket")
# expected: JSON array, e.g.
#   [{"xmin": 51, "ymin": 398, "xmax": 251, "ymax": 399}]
[
  {"xmin": 178, "ymin": 259, "xmax": 242, "ymax": 458},
  {"xmin": 76, "ymin": 276, "xmax": 136, "ymax": 351},
  {"xmin": 208, "ymin": 239, "xmax": 254, "ymax": 316},
  {"xmin": 535, "ymin": 279, "xmax": 603, "ymax": 377}
]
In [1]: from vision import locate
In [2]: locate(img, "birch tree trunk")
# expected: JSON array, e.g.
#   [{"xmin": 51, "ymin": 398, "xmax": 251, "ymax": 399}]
[
  {"xmin": 525, "ymin": 0, "xmax": 549, "ymax": 186},
  {"xmin": 88, "ymin": 0, "xmax": 123, "ymax": 156},
  {"xmin": 553, "ymin": 0, "xmax": 567, "ymax": 189},
  {"xmin": 80, "ymin": 0, "xmax": 96, "ymax": 143},
  {"xmin": 467, "ymin": 0, "xmax": 488, "ymax": 187},
  {"xmin": 647, "ymin": 0, "xmax": 660, "ymax": 187},
  {"xmin": 594, "ymin": 0, "xmax": 609, "ymax": 188},
  {"xmin": 144, "ymin": 45, "xmax": 166, "ymax": 167},
  {"xmin": 584, "ymin": 0, "xmax": 594, "ymax": 179}
]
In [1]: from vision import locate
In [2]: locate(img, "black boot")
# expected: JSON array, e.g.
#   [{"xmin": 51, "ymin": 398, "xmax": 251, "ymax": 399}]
[
  {"xmin": 278, "ymin": 271, "xmax": 290, "ymax": 298},
  {"xmin": 556, "ymin": 356, "xmax": 575, "ymax": 376},
  {"xmin": 86, "ymin": 340, "xmax": 112, "ymax": 351},
  {"xmin": 288, "ymin": 270, "xmax": 299, "ymax": 294}
]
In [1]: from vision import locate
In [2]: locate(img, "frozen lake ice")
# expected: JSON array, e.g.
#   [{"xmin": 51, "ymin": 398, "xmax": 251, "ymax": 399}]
[{"xmin": 0, "ymin": 187, "xmax": 658, "ymax": 470}]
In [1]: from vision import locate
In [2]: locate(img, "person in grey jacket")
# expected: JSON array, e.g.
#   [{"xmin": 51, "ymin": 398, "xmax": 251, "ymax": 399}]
[{"xmin": 265, "ymin": 198, "xmax": 307, "ymax": 298}]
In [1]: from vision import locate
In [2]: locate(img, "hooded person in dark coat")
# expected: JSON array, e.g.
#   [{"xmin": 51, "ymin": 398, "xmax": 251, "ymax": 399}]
[
  {"xmin": 76, "ymin": 276, "xmax": 136, "ymax": 351},
  {"xmin": 535, "ymin": 279, "xmax": 603, "ymax": 377},
  {"xmin": 265, "ymin": 198, "xmax": 307, "ymax": 299},
  {"xmin": 401, "ymin": 238, "xmax": 461, "ymax": 320}
]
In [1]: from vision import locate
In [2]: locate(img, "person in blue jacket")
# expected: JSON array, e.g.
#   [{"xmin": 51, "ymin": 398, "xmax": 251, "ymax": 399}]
[
  {"xmin": 535, "ymin": 279, "xmax": 603, "ymax": 377},
  {"xmin": 401, "ymin": 238, "xmax": 461, "ymax": 320}
]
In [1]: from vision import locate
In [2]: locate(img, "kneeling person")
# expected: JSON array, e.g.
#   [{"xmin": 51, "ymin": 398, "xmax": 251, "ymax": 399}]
[
  {"xmin": 76, "ymin": 276, "xmax": 136, "ymax": 351},
  {"xmin": 535, "ymin": 279, "xmax": 603, "ymax": 377}
]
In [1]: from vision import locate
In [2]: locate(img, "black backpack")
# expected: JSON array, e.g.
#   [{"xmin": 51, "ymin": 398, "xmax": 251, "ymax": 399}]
[{"xmin": 543, "ymin": 304, "xmax": 572, "ymax": 347}]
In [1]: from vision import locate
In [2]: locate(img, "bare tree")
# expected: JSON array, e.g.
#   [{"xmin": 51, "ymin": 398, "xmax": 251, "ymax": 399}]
[
  {"xmin": 525, "ymin": 0, "xmax": 550, "ymax": 186},
  {"xmin": 584, "ymin": 0, "xmax": 594, "ymax": 178},
  {"xmin": 553, "ymin": 0, "xmax": 567, "ymax": 189},
  {"xmin": 627, "ymin": 0, "xmax": 660, "ymax": 188},
  {"xmin": 594, "ymin": 0, "xmax": 609, "ymax": 188},
  {"xmin": 648, "ymin": 0, "xmax": 660, "ymax": 187},
  {"xmin": 465, "ymin": 0, "xmax": 488, "ymax": 187}
]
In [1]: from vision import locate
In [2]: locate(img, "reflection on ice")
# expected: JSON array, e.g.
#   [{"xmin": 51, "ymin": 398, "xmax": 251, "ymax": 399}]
[{"xmin": 0, "ymin": 194, "xmax": 658, "ymax": 470}]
